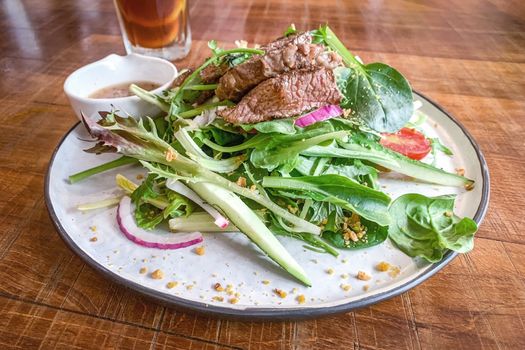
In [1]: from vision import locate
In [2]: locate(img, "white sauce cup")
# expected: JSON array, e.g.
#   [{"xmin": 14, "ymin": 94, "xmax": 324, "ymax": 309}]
[{"xmin": 64, "ymin": 53, "xmax": 177, "ymax": 120}]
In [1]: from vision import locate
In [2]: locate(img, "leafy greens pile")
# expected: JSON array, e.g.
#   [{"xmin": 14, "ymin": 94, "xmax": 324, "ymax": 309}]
[{"xmin": 71, "ymin": 25, "xmax": 478, "ymax": 286}]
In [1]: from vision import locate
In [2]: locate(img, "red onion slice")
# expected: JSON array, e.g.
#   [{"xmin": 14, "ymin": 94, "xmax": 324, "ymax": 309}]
[
  {"xmin": 117, "ymin": 196, "xmax": 203, "ymax": 249},
  {"xmin": 295, "ymin": 105, "xmax": 343, "ymax": 128}
]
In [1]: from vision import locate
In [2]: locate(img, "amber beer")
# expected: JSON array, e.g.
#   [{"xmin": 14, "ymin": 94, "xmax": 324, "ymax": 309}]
[{"xmin": 114, "ymin": 0, "xmax": 191, "ymax": 60}]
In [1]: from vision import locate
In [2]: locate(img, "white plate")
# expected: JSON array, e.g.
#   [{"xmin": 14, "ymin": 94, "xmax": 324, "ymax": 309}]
[{"xmin": 45, "ymin": 92, "xmax": 489, "ymax": 319}]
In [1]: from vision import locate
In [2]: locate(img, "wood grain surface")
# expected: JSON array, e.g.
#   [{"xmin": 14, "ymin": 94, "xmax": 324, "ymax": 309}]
[{"xmin": 1, "ymin": 0, "xmax": 524, "ymax": 349}]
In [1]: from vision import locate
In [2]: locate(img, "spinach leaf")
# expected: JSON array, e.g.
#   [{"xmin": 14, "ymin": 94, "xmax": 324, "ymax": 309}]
[
  {"xmin": 323, "ymin": 218, "xmax": 388, "ymax": 250},
  {"xmin": 388, "ymin": 194, "xmax": 478, "ymax": 262},
  {"xmin": 315, "ymin": 26, "xmax": 413, "ymax": 133},
  {"xmin": 262, "ymin": 174, "xmax": 391, "ymax": 226}
]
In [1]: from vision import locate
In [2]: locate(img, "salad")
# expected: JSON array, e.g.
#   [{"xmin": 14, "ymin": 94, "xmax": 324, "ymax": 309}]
[{"xmin": 71, "ymin": 25, "xmax": 478, "ymax": 286}]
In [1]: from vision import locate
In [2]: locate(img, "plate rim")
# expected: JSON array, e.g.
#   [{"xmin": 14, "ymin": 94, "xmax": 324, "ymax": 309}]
[{"xmin": 44, "ymin": 91, "xmax": 490, "ymax": 320}]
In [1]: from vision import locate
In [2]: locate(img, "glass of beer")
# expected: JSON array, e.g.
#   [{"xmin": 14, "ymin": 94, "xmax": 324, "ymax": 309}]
[{"xmin": 113, "ymin": 0, "xmax": 191, "ymax": 61}]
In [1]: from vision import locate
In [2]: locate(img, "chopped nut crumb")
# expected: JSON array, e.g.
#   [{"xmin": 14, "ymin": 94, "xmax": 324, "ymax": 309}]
[
  {"xmin": 166, "ymin": 281, "xmax": 178, "ymax": 289},
  {"xmin": 236, "ymin": 176, "xmax": 247, "ymax": 187},
  {"xmin": 363, "ymin": 285, "xmax": 370, "ymax": 292},
  {"xmin": 194, "ymin": 246, "xmax": 205, "ymax": 255},
  {"xmin": 89, "ymin": 226, "xmax": 97, "ymax": 232},
  {"xmin": 296, "ymin": 294, "xmax": 306, "ymax": 304},
  {"xmin": 326, "ymin": 268, "xmax": 334, "ymax": 275},
  {"xmin": 235, "ymin": 292, "xmax": 240, "ymax": 297},
  {"xmin": 89, "ymin": 236, "xmax": 98, "ymax": 242},
  {"xmin": 165, "ymin": 148, "xmax": 176, "ymax": 161},
  {"xmin": 291, "ymin": 288, "xmax": 298, "ymax": 294},
  {"xmin": 455, "ymin": 168, "xmax": 465, "ymax": 176},
  {"xmin": 357, "ymin": 271, "xmax": 371, "ymax": 281},
  {"xmin": 249, "ymin": 184, "xmax": 257, "ymax": 192},
  {"xmin": 212, "ymin": 296, "xmax": 224, "ymax": 302},
  {"xmin": 262, "ymin": 280, "xmax": 270, "ymax": 285},
  {"xmin": 151, "ymin": 269, "xmax": 164, "ymax": 280},
  {"xmin": 186, "ymin": 285, "xmax": 194, "ymax": 290},
  {"xmin": 139, "ymin": 267, "xmax": 147, "ymax": 274},
  {"xmin": 229, "ymin": 297, "xmax": 239, "ymax": 304},
  {"xmin": 136, "ymin": 174, "xmax": 144, "ymax": 180},
  {"xmin": 340, "ymin": 273, "xmax": 349, "ymax": 279},
  {"xmin": 287, "ymin": 205, "xmax": 298, "ymax": 214},
  {"xmin": 274, "ymin": 289, "xmax": 287, "ymax": 298},
  {"xmin": 213, "ymin": 283, "xmax": 224, "ymax": 292},
  {"xmin": 340, "ymin": 284, "xmax": 352, "ymax": 291},
  {"xmin": 389, "ymin": 266, "xmax": 401, "ymax": 278},
  {"xmin": 376, "ymin": 261, "xmax": 391, "ymax": 272}
]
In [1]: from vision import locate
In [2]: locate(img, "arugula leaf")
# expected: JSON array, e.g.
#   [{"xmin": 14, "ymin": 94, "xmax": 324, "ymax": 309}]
[
  {"xmin": 262, "ymin": 174, "xmax": 391, "ymax": 226},
  {"xmin": 388, "ymin": 194, "xmax": 478, "ymax": 262},
  {"xmin": 240, "ymin": 118, "xmax": 296, "ymax": 135},
  {"xmin": 250, "ymin": 123, "xmax": 347, "ymax": 172},
  {"xmin": 315, "ymin": 26, "xmax": 413, "ymax": 132}
]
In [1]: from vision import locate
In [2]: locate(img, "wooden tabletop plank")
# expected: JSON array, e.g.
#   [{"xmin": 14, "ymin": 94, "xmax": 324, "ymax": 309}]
[{"xmin": 1, "ymin": 0, "xmax": 524, "ymax": 348}]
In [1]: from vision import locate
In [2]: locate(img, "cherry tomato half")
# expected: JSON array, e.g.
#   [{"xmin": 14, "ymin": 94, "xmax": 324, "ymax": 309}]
[{"xmin": 380, "ymin": 127, "xmax": 431, "ymax": 160}]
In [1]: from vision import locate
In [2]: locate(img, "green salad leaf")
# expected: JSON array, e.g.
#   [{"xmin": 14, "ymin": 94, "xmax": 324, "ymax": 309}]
[
  {"xmin": 322, "ymin": 218, "xmax": 388, "ymax": 250},
  {"xmin": 315, "ymin": 26, "xmax": 413, "ymax": 132},
  {"xmin": 388, "ymin": 194, "xmax": 478, "ymax": 262},
  {"xmin": 262, "ymin": 174, "xmax": 391, "ymax": 226},
  {"xmin": 240, "ymin": 118, "xmax": 296, "ymax": 135}
]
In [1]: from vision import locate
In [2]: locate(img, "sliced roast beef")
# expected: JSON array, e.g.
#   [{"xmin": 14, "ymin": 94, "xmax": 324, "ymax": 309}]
[
  {"xmin": 215, "ymin": 33, "xmax": 342, "ymax": 102},
  {"xmin": 217, "ymin": 68, "xmax": 342, "ymax": 124}
]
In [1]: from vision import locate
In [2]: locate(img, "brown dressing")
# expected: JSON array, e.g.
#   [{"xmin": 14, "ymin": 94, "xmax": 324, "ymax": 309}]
[{"xmin": 89, "ymin": 81, "xmax": 160, "ymax": 99}]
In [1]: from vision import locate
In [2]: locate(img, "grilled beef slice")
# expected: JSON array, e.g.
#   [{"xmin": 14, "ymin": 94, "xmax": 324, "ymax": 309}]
[
  {"xmin": 217, "ymin": 68, "xmax": 342, "ymax": 124},
  {"xmin": 216, "ymin": 33, "xmax": 342, "ymax": 102}
]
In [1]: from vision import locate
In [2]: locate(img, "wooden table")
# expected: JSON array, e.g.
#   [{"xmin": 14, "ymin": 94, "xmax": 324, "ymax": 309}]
[{"xmin": 1, "ymin": 0, "xmax": 524, "ymax": 348}]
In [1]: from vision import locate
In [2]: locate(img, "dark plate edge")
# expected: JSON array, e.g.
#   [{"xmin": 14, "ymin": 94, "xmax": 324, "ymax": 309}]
[{"xmin": 44, "ymin": 91, "xmax": 490, "ymax": 320}]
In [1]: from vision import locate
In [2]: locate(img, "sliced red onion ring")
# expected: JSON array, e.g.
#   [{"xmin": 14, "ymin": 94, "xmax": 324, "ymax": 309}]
[
  {"xmin": 117, "ymin": 196, "xmax": 203, "ymax": 249},
  {"xmin": 165, "ymin": 179, "xmax": 229, "ymax": 229},
  {"xmin": 295, "ymin": 105, "xmax": 343, "ymax": 128}
]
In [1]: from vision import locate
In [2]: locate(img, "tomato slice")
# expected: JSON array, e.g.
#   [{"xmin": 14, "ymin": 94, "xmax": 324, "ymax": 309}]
[{"xmin": 380, "ymin": 127, "xmax": 431, "ymax": 160}]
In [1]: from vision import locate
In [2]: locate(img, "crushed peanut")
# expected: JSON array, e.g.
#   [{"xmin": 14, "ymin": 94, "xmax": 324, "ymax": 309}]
[
  {"xmin": 236, "ymin": 176, "xmax": 247, "ymax": 187},
  {"xmin": 340, "ymin": 284, "xmax": 352, "ymax": 292},
  {"xmin": 357, "ymin": 271, "xmax": 371, "ymax": 281},
  {"xmin": 340, "ymin": 273, "xmax": 349, "ymax": 279},
  {"xmin": 249, "ymin": 184, "xmax": 257, "ymax": 192},
  {"xmin": 287, "ymin": 205, "xmax": 298, "ymax": 214},
  {"xmin": 136, "ymin": 174, "xmax": 144, "ymax": 180},
  {"xmin": 165, "ymin": 148, "xmax": 176, "ymax": 161},
  {"xmin": 89, "ymin": 226, "xmax": 97, "ymax": 232},
  {"xmin": 166, "ymin": 281, "xmax": 178, "ymax": 289},
  {"xmin": 455, "ymin": 168, "xmax": 465, "ymax": 176},
  {"xmin": 212, "ymin": 296, "xmax": 224, "ymax": 302},
  {"xmin": 228, "ymin": 297, "xmax": 239, "ymax": 304},
  {"xmin": 296, "ymin": 294, "xmax": 306, "ymax": 304},
  {"xmin": 376, "ymin": 261, "xmax": 391, "ymax": 272},
  {"xmin": 151, "ymin": 269, "xmax": 164, "ymax": 280},
  {"xmin": 186, "ymin": 285, "xmax": 194, "ymax": 290},
  {"xmin": 389, "ymin": 266, "xmax": 401, "ymax": 278},
  {"xmin": 326, "ymin": 268, "xmax": 334, "ymax": 275},
  {"xmin": 194, "ymin": 246, "xmax": 205, "ymax": 256},
  {"xmin": 262, "ymin": 280, "xmax": 270, "ymax": 285},
  {"xmin": 139, "ymin": 267, "xmax": 147, "ymax": 274},
  {"xmin": 363, "ymin": 285, "xmax": 370, "ymax": 292},
  {"xmin": 89, "ymin": 237, "xmax": 98, "ymax": 242},
  {"xmin": 274, "ymin": 289, "xmax": 287, "ymax": 298},
  {"xmin": 213, "ymin": 283, "xmax": 225, "ymax": 292}
]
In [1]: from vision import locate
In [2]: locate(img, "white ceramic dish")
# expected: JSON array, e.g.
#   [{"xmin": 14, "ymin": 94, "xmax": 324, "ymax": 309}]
[
  {"xmin": 63, "ymin": 53, "xmax": 177, "ymax": 120},
  {"xmin": 45, "ymin": 92, "xmax": 489, "ymax": 319}
]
